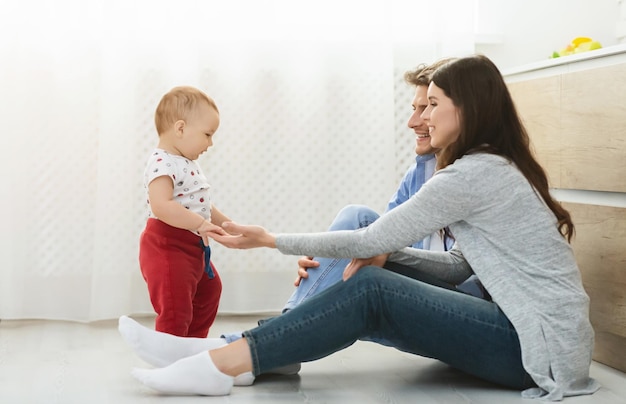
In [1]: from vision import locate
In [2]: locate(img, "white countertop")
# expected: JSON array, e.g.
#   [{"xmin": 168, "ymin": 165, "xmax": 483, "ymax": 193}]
[{"xmin": 502, "ymin": 43, "xmax": 626, "ymax": 79}]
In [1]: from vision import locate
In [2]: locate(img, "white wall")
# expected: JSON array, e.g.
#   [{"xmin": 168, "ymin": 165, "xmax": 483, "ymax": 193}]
[
  {"xmin": 475, "ymin": 0, "xmax": 623, "ymax": 70},
  {"xmin": 1, "ymin": 0, "xmax": 624, "ymax": 320}
]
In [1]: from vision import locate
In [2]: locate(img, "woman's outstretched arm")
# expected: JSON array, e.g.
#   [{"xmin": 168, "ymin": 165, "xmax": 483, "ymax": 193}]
[{"xmin": 208, "ymin": 222, "xmax": 277, "ymax": 249}]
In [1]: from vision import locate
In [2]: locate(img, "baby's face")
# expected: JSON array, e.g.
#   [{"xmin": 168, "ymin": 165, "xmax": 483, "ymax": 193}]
[{"xmin": 178, "ymin": 104, "xmax": 220, "ymax": 160}]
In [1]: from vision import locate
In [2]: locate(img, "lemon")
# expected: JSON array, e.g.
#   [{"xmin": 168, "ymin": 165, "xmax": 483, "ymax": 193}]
[{"xmin": 571, "ymin": 37, "xmax": 592, "ymax": 47}]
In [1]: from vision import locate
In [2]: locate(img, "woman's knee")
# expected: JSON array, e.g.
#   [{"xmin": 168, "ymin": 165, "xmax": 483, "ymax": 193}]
[{"xmin": 349, "ymin": 266, "xmax": 388, "ymax": 285}]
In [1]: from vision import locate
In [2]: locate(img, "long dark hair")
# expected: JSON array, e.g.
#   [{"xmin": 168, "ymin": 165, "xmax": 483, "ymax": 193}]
[{"xmin": 432, "ymin": 55, "xmax": 574, "ymax": 241}]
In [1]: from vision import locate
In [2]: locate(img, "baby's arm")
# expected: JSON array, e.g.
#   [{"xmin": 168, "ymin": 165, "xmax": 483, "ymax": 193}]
[
  {"xmin": 148, "ymin": 176, "xmax": 205, "ymax": 231},
  {"xmin": 209, "ymin": 205, "xmax": 232, "ymax": 227}
]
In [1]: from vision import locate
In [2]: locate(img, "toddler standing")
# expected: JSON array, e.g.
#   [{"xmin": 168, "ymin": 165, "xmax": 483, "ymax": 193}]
[{"xmin": 139, "ymin": 86, "xmax": 230, "ymax": 337}]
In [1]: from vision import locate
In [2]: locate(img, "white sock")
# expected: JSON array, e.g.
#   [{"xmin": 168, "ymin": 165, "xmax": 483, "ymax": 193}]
[
  {"xmin": 233, "ymin": 371, "xmax": 255, "ymax": 386},
  {"xmin": 118, "ymin": 315, "xmax": 255, "ymax": 386},
  {"xmin": 118, "ymin": 315, "xmax": 227, "ymax": 367},
  {"xmin": 132, "ymin": 351, "xmax": 233, "ymax": 396}
]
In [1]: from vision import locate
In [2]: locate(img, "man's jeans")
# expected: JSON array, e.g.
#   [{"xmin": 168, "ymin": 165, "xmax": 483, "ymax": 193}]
[
  {"xmin": 243, "ymin": 266, "xmax": 534, "ymax": 390},
  {"xmin": 282, "ymin": 204, "xmax": 379, "ymax": 312}
]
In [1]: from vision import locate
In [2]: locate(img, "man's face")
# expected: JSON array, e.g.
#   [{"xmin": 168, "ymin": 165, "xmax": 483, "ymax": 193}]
[{"xmin": 407, "ymin": 85, "xmax": 438, "ymax": 156}]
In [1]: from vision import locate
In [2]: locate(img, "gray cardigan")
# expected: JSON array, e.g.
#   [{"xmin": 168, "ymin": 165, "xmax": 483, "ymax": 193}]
[{"xmin": 276, "ymin": 153, "xmax": 600, "ymax": 400}]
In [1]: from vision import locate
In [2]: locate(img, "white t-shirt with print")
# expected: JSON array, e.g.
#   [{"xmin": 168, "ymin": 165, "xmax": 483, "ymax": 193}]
[{"xmin": 144, "ymin": 148, "xmax": 212, "ymax": 222}]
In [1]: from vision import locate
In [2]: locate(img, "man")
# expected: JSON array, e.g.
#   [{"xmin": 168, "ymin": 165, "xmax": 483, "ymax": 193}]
[{"xmin": 284, "ymin": 59, "xmax": 487, "ymax": 310}]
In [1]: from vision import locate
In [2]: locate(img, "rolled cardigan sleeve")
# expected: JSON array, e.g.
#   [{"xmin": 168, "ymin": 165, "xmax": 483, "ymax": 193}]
[{"xmin": 387, "ymin": 244, "xmax": 473, "ymax": 284}]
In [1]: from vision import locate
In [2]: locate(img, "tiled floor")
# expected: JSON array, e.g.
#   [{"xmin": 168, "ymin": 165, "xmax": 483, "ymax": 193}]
[{"xmin": 1, "ymin": 315, "xmax": 625, "ymax": 403}]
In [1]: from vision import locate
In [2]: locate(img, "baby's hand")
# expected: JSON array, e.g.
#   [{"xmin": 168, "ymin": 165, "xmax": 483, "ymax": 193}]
[
  {"xmin": 196, "ymin": 220, "xmax": 228, "ymax": 246},
  {"xmin": 208, "ymin": 222, "xmax": 276, "ymax": 250}
]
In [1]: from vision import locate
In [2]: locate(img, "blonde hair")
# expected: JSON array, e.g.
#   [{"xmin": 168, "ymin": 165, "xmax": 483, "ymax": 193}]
[
  {"xmin": 404, "ymin": 58, "xmax": 455, "ymax": 87},
  {"xmin": 154, "ymin": 86, "xmax": 218, "ymax": 135}
]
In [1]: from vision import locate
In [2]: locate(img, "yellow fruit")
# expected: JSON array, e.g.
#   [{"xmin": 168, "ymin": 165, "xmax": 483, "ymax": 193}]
[
  {"xmin": 588, "ymin": 40, "xmax": 602, "ymax": 50},
  {"xmin": 574, "ymin": 41, "xmax": 602, "ymax": 53},
  {"xmin": 571, "ymin": 36, "xmax": 592, "ymax": 47},
  {"xmin": 552, "ymin": 38, "xmax": 600, "ymax": 59}
]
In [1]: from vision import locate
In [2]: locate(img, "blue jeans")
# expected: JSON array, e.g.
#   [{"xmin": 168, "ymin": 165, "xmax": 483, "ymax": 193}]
[
  {"xmin": 243, "ymin": 266, "xmax": 534, "ymax": 390},
  {"xmin": 223, "ymin": 205, "xmax": 380, "ymax": 343},
  {"xmin": 282, "ymin": 204, "xmax": 379, "ymax": 312},
  {"xmin": 283, "ymin": 204, "xmax": 484, "ymax": 310},
  {"xmin": 222, "ymin": 205, "xmax": 464, "ymax": 343}
]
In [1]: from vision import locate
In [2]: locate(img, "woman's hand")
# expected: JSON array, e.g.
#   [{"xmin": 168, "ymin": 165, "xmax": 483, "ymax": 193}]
[
  {"xmin": 207, "ymin": 222, "xmax": 277, "ymax": 249},
  {"xmin": 196, "ymin": 219, "xmax": 229, "ymax": 247},
  {"xmin": 342, "ymin": 254, "xmax": 389, "ymax": 281}
]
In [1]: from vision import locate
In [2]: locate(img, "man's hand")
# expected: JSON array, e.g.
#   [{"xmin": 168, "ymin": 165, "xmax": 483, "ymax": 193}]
[
  {"xmin": 343, "ymin": 254, "xmax": 389, "ymax": 281},
  {"xmin": 208, "ymin": 222, "xmax": 277, "ymax": 249},
  {"xmin": 294, "ymin": 256, "xmax": 319, "ymax": 286}
]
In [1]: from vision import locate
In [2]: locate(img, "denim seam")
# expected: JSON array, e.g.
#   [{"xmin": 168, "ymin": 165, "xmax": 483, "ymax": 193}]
[
  {"xmin": 302, "ymin": 258, "xmax": 343, "ymax": 299},
  {"xmin": 245, "ymin": 284, "xmax": 377, "ymax": 375},
  {"xmin": 377, "ymin": 283, "xmax": 515, "ymax": 333},
  {"xmin": 246, "ymin": 273, "xmax": 516, "ymax": 376}
]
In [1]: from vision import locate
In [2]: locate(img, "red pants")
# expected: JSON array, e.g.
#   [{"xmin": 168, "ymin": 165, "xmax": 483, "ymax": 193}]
[{"xmin": 139, "ymin": 218, "xmax": 222, "ymax": 337}]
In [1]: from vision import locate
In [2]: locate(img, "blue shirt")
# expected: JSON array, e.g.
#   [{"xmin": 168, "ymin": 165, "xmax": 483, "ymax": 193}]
[
  {"xmin": 385, "ymin": 154, "xmax": 442, "ymax": 250},
  {"xmin": 385, "ymin": 154, "xmax": 436, "ymax": 213}
]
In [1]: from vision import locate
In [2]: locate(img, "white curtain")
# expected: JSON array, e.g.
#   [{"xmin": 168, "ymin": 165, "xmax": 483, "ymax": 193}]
[{"xmin": 0, "ymin": 0, "xmax": 477, "ymax": 321}]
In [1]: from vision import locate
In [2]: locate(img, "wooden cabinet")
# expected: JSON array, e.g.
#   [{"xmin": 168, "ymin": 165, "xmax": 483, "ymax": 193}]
[{"xmin": 505, "ymin": 46, "xmax": 626, "ymax": 373}]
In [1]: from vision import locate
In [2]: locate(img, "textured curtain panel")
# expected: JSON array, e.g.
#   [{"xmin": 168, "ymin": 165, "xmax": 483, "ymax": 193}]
[{"xmin": 0, "ymin": 0, "xmax": 476, "ymax": 321}]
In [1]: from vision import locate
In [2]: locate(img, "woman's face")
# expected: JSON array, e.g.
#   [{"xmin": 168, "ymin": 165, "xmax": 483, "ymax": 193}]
[{"xmin": 421, "ymin": 82, "xmax": 461, "ymax": 150}]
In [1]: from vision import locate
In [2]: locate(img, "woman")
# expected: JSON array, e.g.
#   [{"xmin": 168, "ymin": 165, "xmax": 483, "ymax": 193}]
[{"xmin": 123, "ymin": 55, "xmax": 600, "ymax": 400}]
